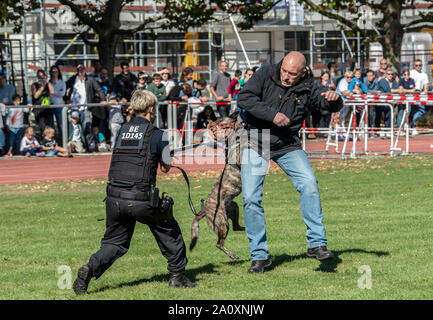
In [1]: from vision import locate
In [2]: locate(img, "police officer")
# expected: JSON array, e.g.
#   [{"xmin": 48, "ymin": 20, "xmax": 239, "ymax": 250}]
[{"xmin": 73, "ymin": 90, "xmax": 196, "ymax": 295}]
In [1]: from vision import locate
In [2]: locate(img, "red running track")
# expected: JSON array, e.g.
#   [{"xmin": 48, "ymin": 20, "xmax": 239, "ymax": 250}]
[{"xmin": 1, "ymin": 135, "xmax": 432, "ymax": 185}]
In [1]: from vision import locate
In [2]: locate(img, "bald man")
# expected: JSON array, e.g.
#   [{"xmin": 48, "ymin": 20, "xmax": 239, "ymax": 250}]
[{"xmin": 238, "ymin": 52, "xmax": 343, "ymax": 273}]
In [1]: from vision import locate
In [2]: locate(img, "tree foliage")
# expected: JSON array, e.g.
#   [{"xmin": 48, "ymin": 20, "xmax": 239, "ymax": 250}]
[
  {"xmin": 300, "ymin": 0, "xmax": 433, "ymax": 71},
  {"xmin": 0, "ymin": 0, "xmax": 40, "ymax": 33},
  {"xmin": 50, "ymin": 0, "xmax": 279, "ymax": 77}
]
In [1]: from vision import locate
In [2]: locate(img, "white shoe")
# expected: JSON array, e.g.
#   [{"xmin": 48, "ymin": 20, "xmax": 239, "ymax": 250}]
[{"xmin": 412, "ymin": 129, "xmax": 419, "ymax": 136}]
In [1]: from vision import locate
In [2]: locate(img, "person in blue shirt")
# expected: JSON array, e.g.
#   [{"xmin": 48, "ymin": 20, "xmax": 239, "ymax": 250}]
[
  {"xmin": 363, "ymin": 70, "xmax": 381, "ymax": 93},
  {"xmin": 376, "ymin": 70, "xmax": 400, "ymax": 130},
  {"xmin": 396, "ymin": 69, "xmax": 416, "ymax": 128},
  {"xmin": 348, "ymin": 69, "xmax": 368, "ymax": 94},
  {"xmin": 362, "ymin": 70, "xmax": 381, "ymax": 129}
]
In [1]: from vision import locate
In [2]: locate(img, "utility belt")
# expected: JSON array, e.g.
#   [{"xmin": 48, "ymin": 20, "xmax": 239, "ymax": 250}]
[
  {"xmin": 107, "ymin": 183, "xmax": 171, "ymax": 213},
  {"xmin": 107, "ymin": 184, "xmax": 153, "ymax": 203}
]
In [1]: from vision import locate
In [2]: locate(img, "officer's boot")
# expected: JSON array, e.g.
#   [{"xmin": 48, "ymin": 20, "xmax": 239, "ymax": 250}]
[
  {"xmin": 73, "ymin": 264, "xmax": 93, "ymax": 295},
  {"xmin": 168, "ymin": 271, "xmax": 197, "ymax": 288}
]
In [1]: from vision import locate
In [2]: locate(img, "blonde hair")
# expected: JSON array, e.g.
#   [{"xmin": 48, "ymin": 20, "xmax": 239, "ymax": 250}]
[
  {"xmin": 24, "ymin": 127, "xmax": 34, "ymax": 136},
  {"xmin": 44, "ymin": 126, "xmax": 55, "ymax": 137},
  {"xmin": 344, "ymin": 71, "xmax": 353, "ymax": 77},
  {"xmin": 130, "ymin": 90, "xmax": 157, "ymax": 114}
]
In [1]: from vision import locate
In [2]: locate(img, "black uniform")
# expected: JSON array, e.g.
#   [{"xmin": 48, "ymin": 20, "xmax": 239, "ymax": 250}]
[{"xmin": 87, "ymin": 116, "xmax": 187, "ymax": 279}]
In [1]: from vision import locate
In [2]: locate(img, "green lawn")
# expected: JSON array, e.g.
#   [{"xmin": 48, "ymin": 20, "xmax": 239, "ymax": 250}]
[{"xmin": 1, "ymin": 155, "xmax": 433, "ymax": 300}]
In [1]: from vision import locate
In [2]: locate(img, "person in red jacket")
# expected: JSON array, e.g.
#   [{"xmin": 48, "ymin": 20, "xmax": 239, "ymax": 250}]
[{"xmin": 228, "ymin": 69, "xmax": 243, "ymax": 101}]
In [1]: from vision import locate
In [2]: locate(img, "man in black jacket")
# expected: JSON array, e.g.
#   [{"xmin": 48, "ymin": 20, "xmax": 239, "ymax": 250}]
[
  {"xmin": 238, "ymin": 51, "xmax": 343, "ymax": 273},
  {"xmin": 112, "ymin": 61, "xmax": 139, "ymax": 102}
]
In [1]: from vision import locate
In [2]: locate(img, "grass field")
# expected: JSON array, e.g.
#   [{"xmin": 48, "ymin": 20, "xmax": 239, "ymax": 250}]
[{"xmin": 1, "ymin": 155, "xmax": 433, "ymax": 300}]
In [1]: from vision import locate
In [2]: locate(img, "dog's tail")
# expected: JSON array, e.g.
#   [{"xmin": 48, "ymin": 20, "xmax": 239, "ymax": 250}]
[{"xmin": 190, "ymin": 199, "xmax": 205, "ymax": 251}]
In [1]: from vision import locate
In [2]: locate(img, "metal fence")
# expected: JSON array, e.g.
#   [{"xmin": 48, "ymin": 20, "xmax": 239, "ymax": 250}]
[
  {"xmin": 301, "ymin": 93, "xmax": 433, "ymax": 159},
  {"xmin": 2, "ymin": 100, "xmax": 237, "ymax": 152}
]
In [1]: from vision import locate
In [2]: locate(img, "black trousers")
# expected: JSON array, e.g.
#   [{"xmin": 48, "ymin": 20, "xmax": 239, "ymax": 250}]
[
  {"xmin": 34, "ymin": 108, "xmax": 53, "ymax": 139},
  {"xmin": 87, "ymin": 195, "xmax": 188, "ymax": 279}
]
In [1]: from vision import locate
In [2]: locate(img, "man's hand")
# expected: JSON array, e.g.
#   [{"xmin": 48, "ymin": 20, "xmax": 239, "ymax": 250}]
[
  {"xmin": 321, "ymin": 90, "xmax": 340, "ymax": 101},
  {"xmin": 272, "ymin": 112, "xmax": 290, "ymax": 127}
]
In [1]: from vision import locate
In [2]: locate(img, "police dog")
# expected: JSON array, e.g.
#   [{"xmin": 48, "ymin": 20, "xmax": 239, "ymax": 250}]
[{"xmin": 190, "ymin": 112, "xmax": 246, "ymax": 260}]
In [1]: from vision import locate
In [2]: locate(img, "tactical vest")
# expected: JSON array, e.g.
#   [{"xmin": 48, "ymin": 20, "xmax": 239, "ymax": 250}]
[{"xmin": 108, "ymin": 121, "xmax": 158, "ymax": 190}]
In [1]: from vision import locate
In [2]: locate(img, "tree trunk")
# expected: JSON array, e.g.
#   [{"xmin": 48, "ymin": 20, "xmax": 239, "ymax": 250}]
[
  {"xmin": 97, "ymin": 33, "xmax": 120, "ymax": 80},
  {"xmin": 378, "ymin": 0, "xmax": 403, "ymax": 73}
]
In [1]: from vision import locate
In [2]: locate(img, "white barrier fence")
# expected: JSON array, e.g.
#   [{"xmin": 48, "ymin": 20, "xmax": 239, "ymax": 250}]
[{"xmin": 301, "ymin": 93, "xmax": 433, "ymax": 159}]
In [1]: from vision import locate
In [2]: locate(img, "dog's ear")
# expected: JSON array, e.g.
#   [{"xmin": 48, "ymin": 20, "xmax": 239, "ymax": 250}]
[{"xmin": 228, "ymin": 111, "xmax": 239, "ymax": 121}]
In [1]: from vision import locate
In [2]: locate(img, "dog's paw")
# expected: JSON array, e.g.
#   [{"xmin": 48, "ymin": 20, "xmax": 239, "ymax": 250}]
[{"xmin": 229, "ymin": 253, "xmax": 239, "ymax": 260}]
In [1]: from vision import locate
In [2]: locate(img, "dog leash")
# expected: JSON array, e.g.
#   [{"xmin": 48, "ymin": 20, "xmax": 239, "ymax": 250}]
[{"xmin": 172, "ymin": 165, "xmax": 199, "ymax": 216}]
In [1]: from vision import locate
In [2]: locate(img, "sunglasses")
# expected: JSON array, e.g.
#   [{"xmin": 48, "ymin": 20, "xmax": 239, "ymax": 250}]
[
  {"xmin": 415, "ymin": 64, "xmax": 422, "ymax": 67},
  {"xmin": 387, "ymin": 73, "xmax": 394, "ymax": 75},
  {"xmin": 139, "ymin": 77, "xmax": 146, "ymax": 80}
]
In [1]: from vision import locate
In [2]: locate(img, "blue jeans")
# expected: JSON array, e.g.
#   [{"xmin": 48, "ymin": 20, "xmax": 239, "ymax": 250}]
[
  {"xmin": 21, "ymin": 147, "xmax": 42, "ymax": 156},
  {"xmin": 241, "ymin": 148, "xmax": 327, "ymax": 260},
  {"xmin": 8, "ymin": 127, "xmax": 24, "ymax": 154},
  {"xmin": 396, "ymin": 104, "xmax": 411, "ymax": 128},
  {"xmin": 409, "ymin": 105, "xmax": 425, "ymax": 128},
  {"xmin": 53, "ymin": 107, "xmax": 63, "ymax": 140},
  {"xmin": 0, "ymin": 128, "xmax": 5, "ymax": 151}
]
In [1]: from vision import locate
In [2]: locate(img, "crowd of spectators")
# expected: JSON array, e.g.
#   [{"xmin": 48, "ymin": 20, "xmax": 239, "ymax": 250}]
[
  {"xmin": 0, "ymin": 56, "xmax": 431, "ymax": 156},
  {"xmin": 307, "ymin": 57, "xmax": 432, "ymax": 139},
  {"xmin": 0, "ymin": 59, "xmax": 258, "ymax": 157}
]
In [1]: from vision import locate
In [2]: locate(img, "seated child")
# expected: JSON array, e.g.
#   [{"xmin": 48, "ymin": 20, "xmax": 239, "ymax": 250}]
[
  {"xmin": 86, "ymin": 126, "xmax": 110, "ymax": 153},
  {"xmin": 41, "ymin": 126, "xmax": 71, "ymax": 157},
  {"xmin": 68, "ymin": 111, "xmax": 86, "ymax": 153},
  {"xmin": 20, "ymin": 127, "xmax": 45, "ymax": 157}
]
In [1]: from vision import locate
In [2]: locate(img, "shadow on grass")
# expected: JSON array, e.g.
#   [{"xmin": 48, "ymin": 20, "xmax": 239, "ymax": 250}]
[
  {"xmin": 269, "ymin": 248, "xmax": 389, "ymax": 273},
  {"xmin": 91, "ymin": 263, "xmax": 217, "ymax": 294}
]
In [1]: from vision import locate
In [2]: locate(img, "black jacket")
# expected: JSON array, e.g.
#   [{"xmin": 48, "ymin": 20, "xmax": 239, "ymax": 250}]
[
  {"xmin": 238, "ymin": 60, "xmax": 343, "ymax": 157},
  {"xmin": 66, "ymin": 74, "xmax": 106, "ymax": 120},
  {"xmin": 112, "ymin": 73, "xmax": 138, "ymax": 101}
]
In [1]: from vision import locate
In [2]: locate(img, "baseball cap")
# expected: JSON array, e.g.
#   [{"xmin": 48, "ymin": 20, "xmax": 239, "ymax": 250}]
[
  {"xmin": 108, "ymin": 92, "xmax": 118, "ymax": 101},
  {"xmin": 71, "ymin": 110, "xmax": 80, "ymax": 119}
]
